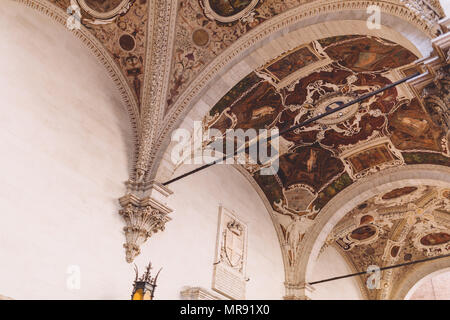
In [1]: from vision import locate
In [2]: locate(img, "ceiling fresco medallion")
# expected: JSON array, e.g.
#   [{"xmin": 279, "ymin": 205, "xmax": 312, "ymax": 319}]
[
  {"xmin": 313, "ymin": 94, "xmax": 359, "ymax": 125},
  {"xmin": 119, "ymin": 33, "xmax": 136, "ymax": 51},
  {"xmin": 77, "ymin": 0, "xmax": 134, "ymax": 20},
  {"xmin": 192, "ymin": 28, "xmax": 211, "ymax": 47},
  {"xmin": 200, "ymin": 0, "xmax": 260, "ymax": 23}
]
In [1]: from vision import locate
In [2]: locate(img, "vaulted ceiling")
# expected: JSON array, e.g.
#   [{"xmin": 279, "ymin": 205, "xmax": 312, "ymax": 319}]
[{"xmin": 22, "ymin": 0, "xmax": 450, "ymax": 296}]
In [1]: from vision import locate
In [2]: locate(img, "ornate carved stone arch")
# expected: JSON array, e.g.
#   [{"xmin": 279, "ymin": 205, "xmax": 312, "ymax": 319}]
[{"xmin": 12, "ymin": 0, "xmax": 140, "ymax": 175}]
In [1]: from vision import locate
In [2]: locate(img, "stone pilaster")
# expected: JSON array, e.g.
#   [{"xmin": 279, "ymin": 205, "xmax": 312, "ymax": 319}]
[
  {"xmin": 283, "ymin": 282, "xmax": 315, "ymax": 300},
  {"xmin": 119, "ymin": 180, "xmax": 173, "ymax": 263}
]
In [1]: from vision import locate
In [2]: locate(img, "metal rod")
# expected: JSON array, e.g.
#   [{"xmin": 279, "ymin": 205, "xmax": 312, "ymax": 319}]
[
  {"xmin": 163, "ymin": 72, "xmax": 420, "ymax": 186},
  {"xmin": 309, "ymin": 253, "xmax": 450, "ymax": 286}
]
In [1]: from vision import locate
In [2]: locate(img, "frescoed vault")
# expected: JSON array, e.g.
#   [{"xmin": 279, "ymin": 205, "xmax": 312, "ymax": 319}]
[
  {"xmin": 23, "ymin": 0, "xmax": 450, "ymax": 288},
  {"xmin": 202, "ymin": 35, "xmax": 450, "ymax": 268},
  {"xmin": 326, "ymin": 185, "xmax": 450, "ymax": 299}
]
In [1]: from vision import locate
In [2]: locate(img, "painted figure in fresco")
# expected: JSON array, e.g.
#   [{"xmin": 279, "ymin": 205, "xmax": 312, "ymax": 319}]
[
  {"xmin": 382, "ymin": 187, "xmax": 418, "ymax": 200},
  {"xmin": 209, "ymin": 0, "xmax": 253, "ymax": 17},
  {"xmin": 350, "ymin": 225, "xmax": 377, "ymax": 241},
  {"xmin": 420, "ymin": 232, "xmax": 450, "ymax": 246},
  {"xmin": 285, "ymin": 215, "xmax": 313, "ymax": 253},
  {"xmin": 306, "ymin": 150, "xmax": 317, "ymax": 173}
]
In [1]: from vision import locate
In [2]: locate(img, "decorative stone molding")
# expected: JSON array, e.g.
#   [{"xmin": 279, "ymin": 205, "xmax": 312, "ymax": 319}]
[
  {"xmin": 399, "ymin": 0, "xmax": 444, "ymax": 36},
  {"xmin": 119, "ymin": 180, "xmax": 173, "ymax": 263},
  {"xmin": 284, "ymin": 282, "xmax": 315, "ymax": 300},
  {"xmin": 135, "ymin": 0, "xmax": 177, "ymax": 182},
  {"xmin": 180, "ymin": 287, "xmax": 222, "ymax": 300}
]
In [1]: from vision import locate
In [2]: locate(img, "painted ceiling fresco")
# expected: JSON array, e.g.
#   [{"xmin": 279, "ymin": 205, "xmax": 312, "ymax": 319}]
[
  {"xmin": 167, "ymin": 0, "xmax": 445, "ymax": 111},
  {"xmin": 49, "ymin": 0, "xmax": 148, "ymax": 110},
  {"xmin": 208, "ymin": 0, "xmax": 254, "ymax": 17},
  {"xmin": 326, "ymin": 185, "xmax": 450, "ymax": 299},
  {"xmin": 202, "ymin": 35, "xmax": 450, "ymax": 267}
]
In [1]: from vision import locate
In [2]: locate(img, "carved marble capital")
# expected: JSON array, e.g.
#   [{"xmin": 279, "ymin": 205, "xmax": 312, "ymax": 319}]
[
  {"xmin": 119, "ymin": 180, "xmax": 173, "ymax": 263},
  {"xmin": 283, "ymin": 282, "xmax": 315, "ymax": 300}
]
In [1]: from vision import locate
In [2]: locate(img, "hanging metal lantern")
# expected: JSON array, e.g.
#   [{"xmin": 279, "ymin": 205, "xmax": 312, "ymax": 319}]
[{"xmin": 131, "ymin": 261, "xmax": 162, "ymax": 300}]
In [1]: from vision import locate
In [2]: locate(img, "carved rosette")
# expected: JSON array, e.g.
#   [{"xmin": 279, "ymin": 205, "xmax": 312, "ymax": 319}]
[{"xmin": 119, "ymin": 181, "xmax": 173, "ymax": 263}]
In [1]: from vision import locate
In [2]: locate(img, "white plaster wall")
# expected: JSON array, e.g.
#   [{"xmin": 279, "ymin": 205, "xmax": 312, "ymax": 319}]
[
  {"xmin": 309, "ymin": 246, "xmax": 364, "ymax": 300},
  {"xmin": 0, "ymin": 1, "xmax": 134, "ymax": 299},
  {"xmin": 135, "ymin": 164, "xmax": 286, "ymax": 300}
]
